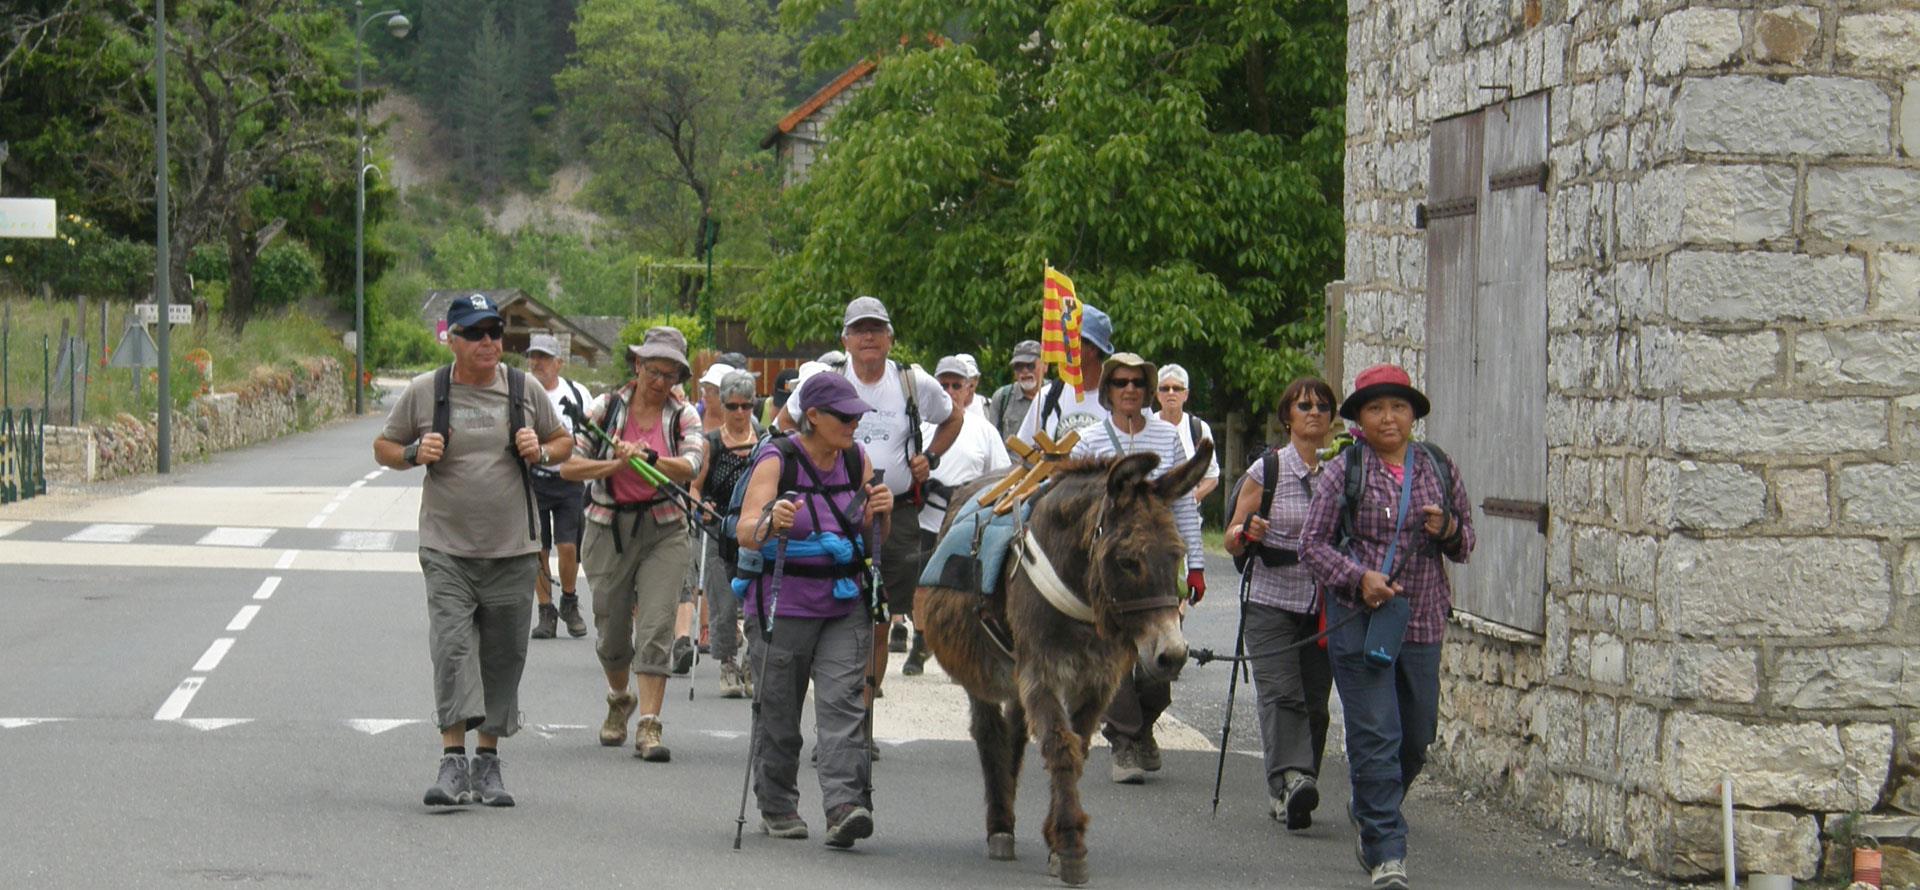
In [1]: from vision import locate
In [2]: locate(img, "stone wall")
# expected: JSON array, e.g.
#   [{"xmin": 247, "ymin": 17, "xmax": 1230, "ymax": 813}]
[
  {"xmin": 1345, "ymin": 0, "xmax": 1917, "ymax": 880},
  {"xmin": 44, "ymin": 357, "xmax": 348, "ymax": 483}
]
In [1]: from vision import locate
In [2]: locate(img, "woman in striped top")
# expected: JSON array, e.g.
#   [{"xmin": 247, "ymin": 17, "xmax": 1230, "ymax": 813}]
[
  {"xmin": 1225, "ymin": 377, "xmax": 1338, "ymax": 833},
  {"xmin": 1071, "ymin": 352, "xmax": 1205, "ymax": 785}
]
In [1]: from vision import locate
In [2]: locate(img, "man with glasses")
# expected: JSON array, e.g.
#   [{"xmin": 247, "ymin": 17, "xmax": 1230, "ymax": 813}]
[
  {"xmin": 988, "ymin": 340, "xmax": 1043, "ymax": 441},
  {"xmin": 907, "ymin": 355, "xmax": 1012, "ymax": 674},
  {"xmin": 375, "ymin": 293, "xmax": 574, "ymax": 807},
  {"xmin": 1154, "ymin": 364, "xmax": 1221, "ymax": 506}
]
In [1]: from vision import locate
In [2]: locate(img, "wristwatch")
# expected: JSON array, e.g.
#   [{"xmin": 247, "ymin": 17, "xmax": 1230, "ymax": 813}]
[
  {"xmin": 403, "ymin": 443, "xmax": 420, "ymax": 466},
  {"xmin": 924, "ymin": 450, "xmax": 942, "ymax": 471},
  {"xmin": 537, "ymin": 445, "xmax": 552, "ymax": 465}
]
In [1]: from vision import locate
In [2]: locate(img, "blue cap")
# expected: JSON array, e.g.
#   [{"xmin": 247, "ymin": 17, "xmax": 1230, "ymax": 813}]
[
  {"xmin": 447, "ymin": 293, "xmax": 503, "ymax": 328},
  {"xmin": 1080, "ymin": 303, "xmax": 1114, "ymax": 356}
]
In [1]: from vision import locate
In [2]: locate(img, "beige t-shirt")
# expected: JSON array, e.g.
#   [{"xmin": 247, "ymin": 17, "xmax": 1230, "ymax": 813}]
[{"xmin": 381, "ymin": 365, "xmax": 566, "ymax": 558}]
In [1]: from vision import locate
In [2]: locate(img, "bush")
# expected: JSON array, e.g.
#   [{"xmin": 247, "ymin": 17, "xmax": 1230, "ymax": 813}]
[
  {"xmin": 0, "ymin": 213, "xmax": 155, "ymax": 299},
  {"xmin": 253, "ymin": 241, "xmax": 323, "ymax": 308},
  {"xmin": 187, "ymin": 243, "xmax": 229, "ymax": 283},
  {"xmin": 619, "ymin": 313, "xmax": 705, "ymax": 354}
]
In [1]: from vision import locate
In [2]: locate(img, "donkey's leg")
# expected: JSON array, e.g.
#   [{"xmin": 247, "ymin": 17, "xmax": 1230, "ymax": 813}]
[
  {"xmin": 969, "ymin": 695, "xmax": 1019, "ymax": 860},
  {"xmin": 1024, "ymin": 686, "xmax": 1090, "ymax": 886}
]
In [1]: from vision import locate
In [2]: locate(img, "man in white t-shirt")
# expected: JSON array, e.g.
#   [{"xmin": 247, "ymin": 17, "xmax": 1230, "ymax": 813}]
[
  {"xmin": 527, "ymin": 334, "xmax": 591, "ymax": 640},
  {"xmin": 1155, "ymin": 363, "xmax": 1221, "ymax": 505},
  {"xmin": 1014, "ymin": 302, "xmax": 1115, "ymax": 446}
]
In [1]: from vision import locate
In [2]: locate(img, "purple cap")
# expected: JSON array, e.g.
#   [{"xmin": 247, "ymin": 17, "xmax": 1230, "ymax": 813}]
[{"xmin": 795, "ymin": 372, "xmax": 874, "ymax": 417}]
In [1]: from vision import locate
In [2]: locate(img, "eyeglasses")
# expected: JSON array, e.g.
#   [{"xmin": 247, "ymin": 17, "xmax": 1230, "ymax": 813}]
[
  {"xmin": 1107, "ymin": 377, "xmax": 1148, "ymax": 390},
  {"xmin": 1011, "ymin": 362, "xmax": 1037, "ymax": 372},
  {"xmin": 1158, "ymin": 385, "xmax": 1185, "ymax": 393},
  {"xmin": 845, "ymin": 323, "xmax": 890, "ymax": 338},
  {"xmin": 1295, "ymin": 401, "xmax": 1333, "ymax": 414},
  {"xmin": 638, "ymin": 365, "xmax": 680, "ymax": 382},
  {"xmin": 723, "ymin": 402, "xmax": 753, "ymax": 412},
  {"xmin": 451, "ymin": 325, "xmax": 504, "ymax": 341},
  {"xmin": 940, "ymin": 381, "xmax": 968, "ymax": 391}
]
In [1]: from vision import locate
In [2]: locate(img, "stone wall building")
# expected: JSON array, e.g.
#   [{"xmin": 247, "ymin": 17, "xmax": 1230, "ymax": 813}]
[
  {"xmin": 761, "ymin": 61, "xmax": 876, "ymax": 187},
  {"xmin": 1339, "ymin": 0, "xmax": 1918, "ymax": 881}
]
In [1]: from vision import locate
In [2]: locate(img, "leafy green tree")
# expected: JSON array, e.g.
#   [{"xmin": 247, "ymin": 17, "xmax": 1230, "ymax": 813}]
[{"xmin": 761, "ymin": 0, "xmax": 1345, "ymax": 412}]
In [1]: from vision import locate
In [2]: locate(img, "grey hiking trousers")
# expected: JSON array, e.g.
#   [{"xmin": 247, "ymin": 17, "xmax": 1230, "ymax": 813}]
[
  {"xmin": 753, "ymin": 609, "xmax": 872, "ymax": 818},
  {"xmin": 420, "ymin": 547, "xmax": 538, "ymax": 737}
]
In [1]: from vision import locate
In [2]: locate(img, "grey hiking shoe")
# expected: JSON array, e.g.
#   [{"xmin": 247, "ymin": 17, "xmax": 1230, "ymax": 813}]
[
  {"xmin": 823, "ymin": 804, "xmax": 874, "ymax": 849},
  {"xmin": 719, "ymin": 661, "xmax": 748, "ymax": 698},
  {"xmin": 1279, "ymin": 774, "xmax": 1319, "ymax": 830},
  {"xmin": 471, "ymin": 752, "xmax": 514, "ymax": 807},
  {"xmin": 1136, "ymin": 732, "xmax": 1162, "ymax": 772},
  {"xmin": 1109, "ymin": 739, "xmax": 1145, "ymax": 784},
  {"xmin": 762, "ymin": 812, "xmax": 808, "ymax": 839},
  {"xmin": 671, "ymin": 635, "xmax": 695, "ymax": 675},
  {"xmin": 423, "ymin": 754, "xmax": 471, "ymax": 806},
  {"xmin": 600, "ymin": 690, "xmax": 637, "ymax": 746},
  {"xmin": 1370, "ymin": 858, "xmax": 1409, "ymax": 889},
  {"xmin": 531, "ymin": 603, "xmax": 558, "ymax": 639},
  {"xmin": 559, "ymin": 594, "xmax": 587, "ymax": 637}
]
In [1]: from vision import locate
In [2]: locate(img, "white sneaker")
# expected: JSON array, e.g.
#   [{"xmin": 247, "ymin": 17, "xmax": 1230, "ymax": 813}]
[{"xmin": 1369, "ymin": 858, "xmax": 1409, "ymax": 889}]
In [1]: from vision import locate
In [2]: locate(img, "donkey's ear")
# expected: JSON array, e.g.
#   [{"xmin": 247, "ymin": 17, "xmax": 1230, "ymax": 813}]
[
  {"xmin": 1106, "ymin": 452, "xmax": 1162, "ymax": 498},
  {"xmin": 1152, "ymin": 438, "xmax": 1212, "ymax": 502}
]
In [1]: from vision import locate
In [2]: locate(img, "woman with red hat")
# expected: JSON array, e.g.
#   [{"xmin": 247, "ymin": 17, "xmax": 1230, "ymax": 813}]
[{"xmin": 1299, "ymin": 363, "xmax": 1474, "ymax": 890}]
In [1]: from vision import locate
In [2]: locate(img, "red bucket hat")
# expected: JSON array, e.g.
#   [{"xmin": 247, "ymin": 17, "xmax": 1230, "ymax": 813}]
[{"xmin": 1339, "ymin": 363, "xmax": 1431, "ymax": 421}]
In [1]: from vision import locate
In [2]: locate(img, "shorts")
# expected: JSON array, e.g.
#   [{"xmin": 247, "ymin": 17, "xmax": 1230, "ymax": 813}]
[{"xmin": 532, "ymin": 471, "xmax": 584, "ymax": 551}]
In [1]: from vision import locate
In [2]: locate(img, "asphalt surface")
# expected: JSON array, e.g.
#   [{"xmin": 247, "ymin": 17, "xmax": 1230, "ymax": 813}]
[{"xmin": 0, "ymin": 404, "xmax": 1657, "ymax": 888}]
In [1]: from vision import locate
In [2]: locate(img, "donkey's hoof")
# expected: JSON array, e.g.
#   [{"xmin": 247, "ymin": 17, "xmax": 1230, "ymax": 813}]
[
  {"xmin": 1047, "ymin": 852, "xmax": 1089, "ymax": 885},
  {"xmin": 987, "ymin": 832, "xmax": 1016, "ymax": 861}
]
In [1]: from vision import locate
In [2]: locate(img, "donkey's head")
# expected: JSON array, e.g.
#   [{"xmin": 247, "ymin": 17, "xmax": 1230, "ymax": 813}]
[{"xmin": 1074, "ymin": 440, "xmax": 1212, "ymax": 681}]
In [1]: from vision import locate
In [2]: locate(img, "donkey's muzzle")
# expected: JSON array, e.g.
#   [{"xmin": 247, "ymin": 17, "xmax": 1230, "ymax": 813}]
[{"xmin": 1138, "ymin": 634, "xmax": 1189, "ymax": 683}]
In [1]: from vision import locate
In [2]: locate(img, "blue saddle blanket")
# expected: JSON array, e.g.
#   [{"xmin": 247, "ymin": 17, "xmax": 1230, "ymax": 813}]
[{"xmin": 918, "ymin": 496, "xmax": 1030, "ymax": 596}]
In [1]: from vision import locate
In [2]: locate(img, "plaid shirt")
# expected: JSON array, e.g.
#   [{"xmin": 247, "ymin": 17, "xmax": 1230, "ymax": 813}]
[
  {"xmin": 583, "ymin": 384, "xmax": 705, "ymax": 527},
  {"xmin": 1243, "ymin": 445, "xmax": 1321, "ymax": 612},
  {"xmin": 1299, "ymin": 444, "xmax": 1474, "ymax": 644}
]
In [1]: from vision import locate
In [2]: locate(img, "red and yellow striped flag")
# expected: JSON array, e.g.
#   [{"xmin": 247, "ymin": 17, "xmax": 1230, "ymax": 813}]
[{"xmin": 1042, "ymin": 265, "xmax": 1085, "ymax": 393}]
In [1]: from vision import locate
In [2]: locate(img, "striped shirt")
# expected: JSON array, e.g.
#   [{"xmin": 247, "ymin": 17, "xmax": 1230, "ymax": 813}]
[
  {"xmin": 1242, "ymin": 445, "xmax": 1321, "ymax": 612},
  {"xmin": 1071, "ymin": 415, "xmax": 1204, "ymax": 570},
  {"xmin": 1299, "ymin": 444, "xmax": 1474, "ymax": 644}
]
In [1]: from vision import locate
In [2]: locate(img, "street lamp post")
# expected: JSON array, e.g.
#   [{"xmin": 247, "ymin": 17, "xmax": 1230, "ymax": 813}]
[{"xmin": 353, "ymin": 2, "xmax": 410, "ymax": 415}]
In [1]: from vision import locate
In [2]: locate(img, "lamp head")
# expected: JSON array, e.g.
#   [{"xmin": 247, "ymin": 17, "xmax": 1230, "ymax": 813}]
[{"xmin": 385, "ymin": 13, "xmax": 411, "ymax": 39}]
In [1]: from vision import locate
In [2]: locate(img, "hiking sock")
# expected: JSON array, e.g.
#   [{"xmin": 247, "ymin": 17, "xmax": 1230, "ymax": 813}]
[
  {"xmin": 444, "ymin": 746, "xmax": 465, "ymax": 757},
  {"xmin": 475, "ymin": 746, "xmax": 498, "ymax": 758}
]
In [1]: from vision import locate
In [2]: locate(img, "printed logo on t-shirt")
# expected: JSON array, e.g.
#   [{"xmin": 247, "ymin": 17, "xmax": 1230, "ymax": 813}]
[
  {"xmin": 453, "ymin": 404, "xmax": 502, "ymax": 432},
  {"xmin": 1058, "ymin": 410, "xmax": 1103, "ymax": 438}
]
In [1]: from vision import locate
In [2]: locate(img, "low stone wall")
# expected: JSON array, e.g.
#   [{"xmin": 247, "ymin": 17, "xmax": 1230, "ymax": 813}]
[{"xmin": 44, "ymin": 357, "xmax": 348, "ymax": 483}]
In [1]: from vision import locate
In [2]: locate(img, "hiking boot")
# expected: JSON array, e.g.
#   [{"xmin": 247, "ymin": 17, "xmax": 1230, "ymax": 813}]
[
  {"xmin": 634, "ymin": 717, "xmax": 671, "ymax": 762},
  {"xmin": 1369, "ymin": 858, "xmax": 1409, "ymax": 889},
  {"xmin": 1136, "ymin": 732, "xmax": 1162, "ymax": 772},
  {"xmin": 741, "ymin": 659, "xmax": 755, "ymax": 698},
  {"xmin": 422, "ymin": 753, "xmax": 471, "ymax": 806},
  {"xmin": 531, "ymin": 603, "xmax": 558, "ymax": 639},
  {"xmin": 471, "ymin": 752, "xmax": 515, "ymax": 807},
  {"xmin": 823, "ymin": 803, "xmax": 874, "ymax": 849},
  {"xmin": 1278, "ymin": 774, "xmax": 1319, "ymax": 830},
  {"xmin": 888, "ymin": 623, "xmax": 909, "ymax": 653},
  {"xmin": 719, "ymin": 661, "xmax": 748, "ymax": 699},
  {"xmin": 901, "ymin": 631, "xmax": 929, "ymax": 676},
  {"xmin": 762, "ymin": 812, "xmax": 808, "ymax": 839},
  {"xmin": 600, "ymin": 690, "xmax": 637, "ymax": 746},
  {"xmin": 671, "ymin": 635, "xmax": 695, "ymax": 675},
  {"xmin": 558, "ymin": 594, "xmax": 587, "ymax": 638},
  {"xmin": 1108, "ymin": 739, "xmax": 1145, "ymax": 784}
]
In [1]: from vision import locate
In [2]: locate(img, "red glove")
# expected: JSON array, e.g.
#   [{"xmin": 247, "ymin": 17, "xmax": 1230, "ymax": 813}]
[{"xmin": 1186, "ymin": 569, "xmax": 1206, "ymax": 605}]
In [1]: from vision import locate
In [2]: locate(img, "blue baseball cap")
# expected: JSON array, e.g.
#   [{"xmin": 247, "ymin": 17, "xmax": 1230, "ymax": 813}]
[
  {"xmin": 446, "ymin": 293, "xmax": 504, "ymax": 328},
  {"xmin": 1080, "ymin": 303, "xmax": 1114, "ymax": 356}
]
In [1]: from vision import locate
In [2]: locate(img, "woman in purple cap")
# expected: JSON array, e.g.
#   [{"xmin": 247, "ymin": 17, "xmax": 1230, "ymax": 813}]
[
  {"xmin": 1299, "ymin": 364, "xmax": 1475, "ymax": 890},
  {"xmin": 735, "ymin": 371, "xmax": 893, "ymax": 849}
]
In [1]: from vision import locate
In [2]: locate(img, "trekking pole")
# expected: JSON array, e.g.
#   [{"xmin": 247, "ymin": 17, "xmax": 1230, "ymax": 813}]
[
  {"xmin": 860, "ymin": 470, "xmax": 885, "ymax": 780},
  {"xmin": 690, "ymin": 528, "xmax": 709, "ymax": 701},
  {"xmin": 733, "ymin": 494, "xmax": 796, "ymax": 850},
  {"xmin": 560, "ymin": 397, "xmax": 725, "ymax": 534},
  {"xmin": 1209, "ymin": 562, "xmax": 1255, "ymax": 817}
]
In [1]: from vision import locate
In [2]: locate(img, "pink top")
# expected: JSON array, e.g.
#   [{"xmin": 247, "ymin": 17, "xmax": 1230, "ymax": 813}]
[
  {"xmin": 610, "ymin": 419, "xmax": 670, "ymax": 504},
  {"xmin": 1382, "ymin": 461, "xmax": 1405, "ymax": 484}
]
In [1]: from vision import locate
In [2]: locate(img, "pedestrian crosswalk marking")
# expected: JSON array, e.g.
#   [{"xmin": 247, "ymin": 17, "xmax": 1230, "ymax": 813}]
[
  {"xmin": 65, "ymin": 523, "xmax": 151, "ymax": 543},
  {"xmin": 333, "ymin": 531, "xmax": 396, "ymax": 552},
  {"xmin": 197, "ymin": 526, "xmax": 277, "ymax": 548},
  {"xmin": 175, "ymin": 718, "xmax": 252, "ymax": 731},
  {"xmin": 0, "ymin": 718, "xmax": 69, "ymax": 729},
  {"xmin": 0, "ymin": 541, "xmax": 420, "ymax": 573},
  {"xmin": 0, "ymin": 521, "xmax": 27, "ymax": 538},
  {"xmin": 346, "ymin": 718, "xmax": 419, "ymax": 735}
]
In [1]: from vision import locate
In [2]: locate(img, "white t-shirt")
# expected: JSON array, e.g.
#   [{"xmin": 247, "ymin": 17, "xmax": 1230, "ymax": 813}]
[
  {"xmin": 542, "ymin": 376, "xmax": 589, "ymax": 435},
  {"xmin": 1014, "ymin": 379, "xmax": 1109, "ymax": 446},
  {"xmin": 918, "ymin": 408, "xmax": 1012, "ymax": 534},
  {"xmin": 844, "ymin": 362, "xmax": 953, "ymax": 496},
  {"xmin": 1164, "ymin": 412, "xmax": 1222, "ymax": 481}
]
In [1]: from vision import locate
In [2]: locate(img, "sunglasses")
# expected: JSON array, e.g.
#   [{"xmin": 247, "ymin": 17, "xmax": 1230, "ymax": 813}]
[
  {"xmin": 1107, "ymin": 377, "xmax": 1149, "ymax": 390},
  {"xmin": 723, "ymin": 402, "xmax": 753, "ymax": 412},
  {"xmin": 1158, "ymin": 384, "xmax": 1185, "ymax": 393},
  {"xmin": 940, "ymin": 380, "xmax": 968, "ymax": 391},
  {"xmin": 819, "ymin": 407, "xmax": 861, "ymax": 425},
  {"xmin": 451, "ymin": 325, "xmax": 505, "ymax": 341},
  {"xmin": 1295, "ymin": 400, "xmax": 1334, "ymax": 414}
]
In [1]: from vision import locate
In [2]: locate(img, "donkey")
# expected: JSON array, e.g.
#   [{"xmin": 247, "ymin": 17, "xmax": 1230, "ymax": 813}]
[{"xmin": 916, "ymin": 444, "xmax": 1211, "ymax": 886}]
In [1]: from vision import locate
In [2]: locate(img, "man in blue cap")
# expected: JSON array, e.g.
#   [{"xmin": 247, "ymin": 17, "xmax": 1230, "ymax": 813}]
[{"xmin": 1014, "ymin": 302, "xmax": 1115, "ymax": 443}]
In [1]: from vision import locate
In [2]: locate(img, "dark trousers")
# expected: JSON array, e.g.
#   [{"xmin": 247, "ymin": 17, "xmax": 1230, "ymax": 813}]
[
  {"xmin": 1327, "ymin": 597, "xmax": 1441, "ymax": 868},
  {"xmin": 1245, "ymin": 602, "xmax": 1333, "ymax": 796},
  {"xmin": 1102, "ymin": 668, "xmax": 1173, "ymax": 743}
]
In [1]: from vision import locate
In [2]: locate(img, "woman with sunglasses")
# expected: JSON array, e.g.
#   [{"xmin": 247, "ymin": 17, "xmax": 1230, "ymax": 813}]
[
  {"xmin": 1224, "ymin": 377, "xmax": 1338, "ymax": 834},
  {"xmin": 691, "ymin": 370, "xmax": 764, "ymax": 698},
  {"xmin": 1069, "ymin": 352, "xmax": 1205, "ymax": 785}
]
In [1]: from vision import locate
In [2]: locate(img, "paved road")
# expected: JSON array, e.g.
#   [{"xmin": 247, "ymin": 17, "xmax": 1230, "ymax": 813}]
[{"xmin": 0, "ymin": 409, "xmax": 1652, "ymax": 888}]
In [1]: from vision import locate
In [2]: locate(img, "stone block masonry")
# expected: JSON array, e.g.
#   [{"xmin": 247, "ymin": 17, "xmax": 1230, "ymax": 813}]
[{"xmin": 1343, "ymin": 0, "xmax": 1919, "ymax": 882}]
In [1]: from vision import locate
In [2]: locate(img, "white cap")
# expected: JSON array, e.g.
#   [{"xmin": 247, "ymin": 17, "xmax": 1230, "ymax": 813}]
[
  {"xmin": 842, "ymin": 296, "xmax": 891, "ymax": 329},
  {"xmin": 700, "ymin": 362, "xmax": 736, "ymax": 388},
  {"xmin": 817, "ymin": 350, "xmax": 847, "ymax": 366},
  {"xmin": 1159, "ymin": 363, "xmax": 1190, "ymax": 388},
  {"xmin": 934, "ymin": 355, "xmax": 970, "ymax": 378},
  {"xmin": 795, "ymin": 360, "xmax": 832, "ymax": 384},
  {"xmin": 526, "ymin": 334, "xmax": 562, "ymax": 357},
  {"xmin": 958, "ymin": 353, "xmax": 980, "ymax": 378}
]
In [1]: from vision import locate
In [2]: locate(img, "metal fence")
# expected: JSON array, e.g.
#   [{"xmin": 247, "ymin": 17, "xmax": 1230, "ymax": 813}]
[{"xmin": 1, "ymin": 304, "xmax": 50, "ymax": 504}]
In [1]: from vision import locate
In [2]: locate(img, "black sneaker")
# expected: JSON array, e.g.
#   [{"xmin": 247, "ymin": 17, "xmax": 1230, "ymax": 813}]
[
  {"xmin": 558, "ymin": 594, "xmax": 587, "ymax": 638},
  {"xmin": 901, "ymin": 631, "xmax": 928, "ymax": 676},
  {"xmin": 423, "ymin": 754, "xmax": 471, "ymax": 806},
  {"xmin": 471, "ymin": 752, "xmax": 515, "ymax": 807},
  {"xmin": 531, "ymin": 603, "xmax": 558, "ymax": 639},
  {"xmin": 887, "ymin": 623, "xmax": 909, "ymax": 653},
  {"xmin": 671, "ymin": 635, "xmax": 694, "ymax": 675},
  {"xmin": 823, "ymin": 804, "xmax": 874, "ymax": 849}
]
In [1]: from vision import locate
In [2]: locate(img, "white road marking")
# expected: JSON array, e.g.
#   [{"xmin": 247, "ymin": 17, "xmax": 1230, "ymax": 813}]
[
  {"xmin": 252, "ymin": 577, "xmax": 282, "ymax": 600},
  {"xmin": 346, "ymin": 719, "xmax": 419, "ymax": 735},
  {"xmin": 363, "ymin": 470, "xmax": 384, "ymax": 481},
  {"xmin": 701, "ymin": 729, "xmax": 747, "ymax": 740},
  {"xmin": 0, "ymin": 520, "xmax": 27, "ymax": 538},
  {"xmin": 332, "ymin": 531, "xmax": 396, "ymax": 552},
  {"xmin": 197, "ymin": 526, "xmax": 277, "ymax": 548},
  {"xmin": 320, "ymin": 501, "xmax": 340, "ymax": 514},
  {"xmin": 0, "ymin": 541, "xmax": 418, "ymax": 573},
  {"xmin": 153, "ymin": 677, "xmax": 204, "ymax": 720},
  {"xmin": 64, "ymin": 523, "xmax": 151, "ymax": 543},
  {"xmin": 0, "ymin": 718, "xmax": 70, "ymax": 729},
  {"xmin": 226, "ymin": 605, "xmax": 261, "ymax": 631},
  {"xmin": 274, "ymin": 550, "xmax": 299, "ymax": 569},
  {"xmin": 868, "ymin": 660, "xmax": 1217, "ymax": 751},
  {"xmin": 178, "ymin": 718, "xmax": 251, "ymax": 731},
  {"xmin": 305, "ymin": 515, "xmax": 327, "ymax": 528},
  {"xmin": 192, "ymin": 638, "xmax": 236, "ymax": 672},
  {"xmin": 348, "ymin": 480, "xmax": 367, "ymax": 490}
]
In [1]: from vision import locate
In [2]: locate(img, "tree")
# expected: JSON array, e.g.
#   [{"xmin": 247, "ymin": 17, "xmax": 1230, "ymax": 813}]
[
  {"xmin": 557, "ymin": 0, "xmax": 790, "ymax": 308},
  {"xmin": 759, "ymin": 0, "xmax": 1345, "ymax": 413}
]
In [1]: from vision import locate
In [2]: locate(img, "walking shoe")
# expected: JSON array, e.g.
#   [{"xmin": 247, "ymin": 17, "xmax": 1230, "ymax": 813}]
[
  {"xmin": 634, "ymin": 717, "xmax": 671, "ymax": 762},
  {"xmin": 901, "ymin": 631, "xmax": 929, "ymax": 676},
  {"xmin": 761, "ymin": 812, "xmax": 808, "ymax": 839},
  {"xmin": 600, "ymin": 690, "xmax": 637, "ymax": 746},
  {"xmin": 675, "ymin": 634, "xmax": 697, "ymax": 671},
  {"xmin": 1279, "ymin": 774, "xmax": 1319, "ymax": 830},
  {"xmin": 558, "ymin": 594, "xmax": 587, "ymax": 638},
  {"xmin": 531, "ymin": 603, "xmax": 558, "ymax": 639},
  {"xmin": 741, "ymin": 659, "xmax": 755, "ymax": 698},
  {"xmin": 471, "ymin": 752, "xmax": 515, "ymax": 807},
  {"xmin": 823, "ymin": 803, "xmax": 874, "ymax": 849},
  {"xmin": 422, "ymin": 753, "xmax": 471, "ymax": 806},
  {"xmin": 719, "ymin": 661, "xmax": 748, "ymax": 699},
  {"xmin": 1369, "ymin": 858, "xmax": 1409, "ymax": 889},
  {"xmin": 1136, "ymin": 731, "xmax": 1162, "ymax": 772},
  {"xmin": 888, "ymin": 623, "xmax": 909, "ymax": 653},
  {"xmin": 1108, "ymin": 739, "xmax": 1145, "ymax": 784},
  {"xmin": 1351, "ymin": 809, "xmax": 1369, "ymax": 874}
]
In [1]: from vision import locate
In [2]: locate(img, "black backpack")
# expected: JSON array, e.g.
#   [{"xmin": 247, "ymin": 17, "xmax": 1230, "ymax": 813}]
[
  {"xmin": 432, "ymin": 364, "xmax": 536, "ymax": 542},
  {"xmin": 1231, "ymin": 448, "xmax": 1281, "ymax": 574},
  {"xmin": 1334, "ymin": 441, "xmax": 1455, "ymax": 556}
]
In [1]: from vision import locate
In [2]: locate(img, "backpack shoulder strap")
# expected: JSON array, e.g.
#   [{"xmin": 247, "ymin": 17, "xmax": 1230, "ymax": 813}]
[
  {"xmin": 431, "ymin": 365, "xmax": 453, "ymax": 443},
  {"xmin": 1415, "ymin": 441, "xmax": 1456, "ymax": 519},
  {"xmin": 1258, "ymin": 448, "xmax": 1280, "ymax": 520},
  {"xmin": 1337, "ymin": 445, "xmax": 1367, "ymax": 547},
  {"xmin": 504, "ymin": 367, "xmax": 536, "ymax": 542},
  {"xmin": 1188, "ymin": 416, "xmax": 1202, "ymax": 452},
  {"xmin": 771, "ymin": 433, "xmax": 803, "ymax": 495},
  {"xmin": 897, "ymin": 360, "xmax": 922, "ymax": 457},
  {"xmin": 1039, "ymin": 380, "xmax": 1064, "ymax": 435}
]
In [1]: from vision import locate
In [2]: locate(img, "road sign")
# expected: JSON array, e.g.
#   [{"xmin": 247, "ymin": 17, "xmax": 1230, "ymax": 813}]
[
  {"xmin": 0, "ymin": 198, "xmax": 57, "ymax": 239},
  {"xmin": 135, "ymin": 303, "xmax": 193, "ymax": 326},
  {"xmin": 110, "ymin": 325, "xmax": 160, "ymax": 368}
]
